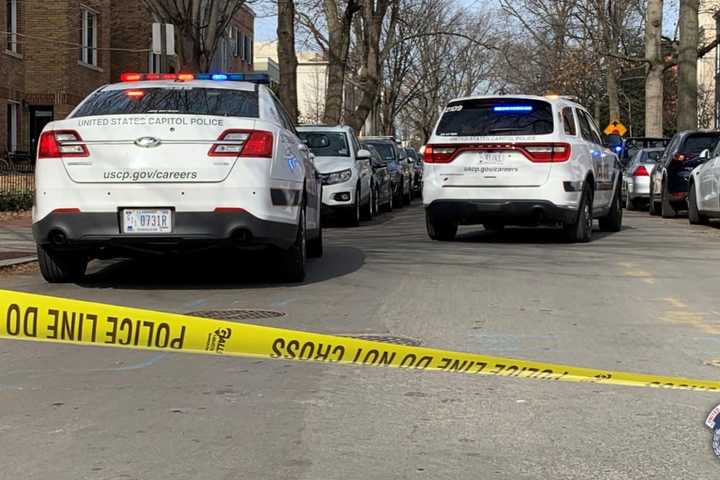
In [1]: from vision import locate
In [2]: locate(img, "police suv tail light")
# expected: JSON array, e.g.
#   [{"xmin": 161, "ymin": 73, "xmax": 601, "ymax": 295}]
[
  {"xmin": 518, "ymin": 143, "xmax": 571, "ymax": 163},
  {"xmin": 424, "ymin": 145, "xmax": 457, "ymax": 163},
  {"xmin": 209, "ymin": 130, "xmax": 273, "ymax": 158},
  {"xmin": 633, "ymin": 165, "xmax": 649, "ymax": 177},
  {"xmin": 38, "ymin": 130, "xmax": 89, "ymax": 159}
]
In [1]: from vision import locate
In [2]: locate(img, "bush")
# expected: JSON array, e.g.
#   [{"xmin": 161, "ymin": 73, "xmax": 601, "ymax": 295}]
[{"xmin": 0, "ymin": 194, "xmax": 33, "ymax": 212}]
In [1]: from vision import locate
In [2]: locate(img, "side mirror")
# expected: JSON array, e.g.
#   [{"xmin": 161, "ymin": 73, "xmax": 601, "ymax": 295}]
[
  {"xmin": 699, "ymin": 149, "xmax": 711, "ymax": 161},
  {"xmin": 356, "ymin": 148, "xmax": 372, "ymax": 160}
]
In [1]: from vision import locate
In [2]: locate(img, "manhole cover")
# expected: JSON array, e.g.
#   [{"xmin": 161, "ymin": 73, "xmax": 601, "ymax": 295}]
[
  {"xmin": 341, "ymin": 334, "xmax": 422, "ymax": 347},
  {"xmin": 187, "ymin": 309, "xmax": 287, "ymax": 321}
]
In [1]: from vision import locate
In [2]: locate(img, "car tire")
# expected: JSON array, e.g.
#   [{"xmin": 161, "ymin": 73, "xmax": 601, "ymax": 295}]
[
  {"xmin": 426, "ymin": 210, "xmax": 457, "ymax": 241},
  {"xmin": 37, "ymin": 245, "xmax": 88, "ymax": 283},
  {"xmin": 281, "ymin": 208, "xmax": 306, "ymax": 283},
  {"xmin": 483, "ymin": 222, "xmax": 504, "ymax": 232},
  {"xmin": 361, "ymin": 184, "xmax": 373, "ymax": 221},
  {"xmin": 373, "ymin": 187, "xmax": 381, "ymax": 216},
  {"xmin": 688, "ymin": 182, "xmax": 709, "ymax": 225},
  {"xmin": 403, "ymin": 179, "xmax": 412, "ymax": 205},
  {"xmin": 649, "ymin": 183, "xmax": 660, "ymax": 216},
  {"xmin": 393, "ymin": 184, "xmax": 403, "ymax": 209},
  {"xmin": 385, "ymin": 184, "xmax": 394, "ymax": 212},
  {"xmin": 661, "ymin": 180, "xmax": 677, "ymax": 218},
  {"xmin": 307, "ymin": 215, "xmax": 323, "ymax": 259},
  {"xmin": 564, "ymin": 183, "xmax": 593, "ymax": 243},
  {"xmin": 347, "ymin": 187, "xmax": 361, "ymax": 226},
  {"xmin": 625, "ymin": 193, "xmax": 636, "ymax": 210},
  {"xmin": 599, "ymin": 182, "xmax": 623, "ymax": 232}
]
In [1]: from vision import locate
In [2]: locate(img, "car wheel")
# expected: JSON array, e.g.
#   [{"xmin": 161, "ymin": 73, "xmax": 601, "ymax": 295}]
[
  {"xmin": 373, "ymin": 187, "xmax": 381, "ymax": 216},
  {"xmin": 661, "ymin": 179, "xmax": 677, "ymax": 218},
  {"xmin": 426, "ymin": 210, "xmax": 457, "ymax": 241},
  {"xmin": 360, "ymin": 184, "xmax": 373, "ymax": 221},
  {"xmin": 393, "ymin": 183, "xmax": 403, "ymax": 209},
  {"xmin": 386, "ymin": 184, "xmax": 394, "ymax": 212},
  {"xmin": 37, "ymin": 245, "xmax": 88, "ymax": 283},
  {"xmin": 625, "ymin": 192, "xmax": 636, "ymax": 210},
  {"xmin": 307, "ymin": 212, "xmax": 323, "ymax": 258},
  {"xmin": 649, "ymin": 182, "xmax": 660, "ymax": 215},
  {"xmin": 281, "ymin": 208, "xmax": 306, "ymax": 282},
  {"xmin": 564, "ymin": 183, "xmax": 593, "ymax": 243},
  {"xmin": 688, "ymin": 182, "xmax": 709, "ymax": 225},
  {"xmin": 403, "ymin": 178, "xmax": 411, "ymax": 205},
  {"xmin": 599, "ymin": 182, "xmax": 623, "ymax": 232},
  {"xmin": 347, "ymin": 186, "xmax": 361, "ymax": 226}
]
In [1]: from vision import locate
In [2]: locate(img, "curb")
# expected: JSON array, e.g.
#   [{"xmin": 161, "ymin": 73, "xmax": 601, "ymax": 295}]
[{"xmin": 0, "ymin": 256, "xmax": 37, "ymax": 269}]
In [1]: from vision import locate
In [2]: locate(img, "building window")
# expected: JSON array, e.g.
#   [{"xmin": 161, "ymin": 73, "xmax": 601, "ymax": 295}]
[
  {"xmin": 6, "ymin": 102, "xmax": 19, "ymax": 153},
  {"xmin": 239, "ymin": 32, "xmax": 245, "ymax": 61},
  {"xmin": 149, "ymin": 51, "xmax": 161, "ymax": 73},
  {"xmin": 230, "ymin": 26, "xmax": 240, "ymax": 57},
  {"xmin": 6, "ymin": 0, "xmax": 18, "ymax": 53},
  {"xmin": 80, "ymin": 7, "xmax": 98, "ymax": 66},
  {"xmin": 244, "ymin": 35, "xmax": 252, "ymax": 64}
]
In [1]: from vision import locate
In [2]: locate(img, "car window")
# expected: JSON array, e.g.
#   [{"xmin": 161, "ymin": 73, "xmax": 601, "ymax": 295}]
[
  {"xmin": 642, "ymin": 150, "xmax": 663, "ymax": 163},
  {"xmin": 436, "ymin": 98, "xmax": 554, "ymax": 137},
  {"xmin": 576, "ymin": 109, "xmax": 594, "ymax": 143},
  {"xmin": 72, "ymin": 87, "xmax": 259, "ymax": 118},
  {"xmin": 679, "ymin": 133, "xmax": 720, "ymax": 156},
  {"xmin": 297, "ymin": 132, "xmax": 350, "ymax": 157},
  {"xmin": 583, "ymin": 112, "xmax": 604, "ymax": 145},
  {"xmin": 363, "ymin": 141, "xmax": 396, "ymax": 162},
  {"xmin": 562, "ymin": 107, "xmax": 577, "ymax": 136}
]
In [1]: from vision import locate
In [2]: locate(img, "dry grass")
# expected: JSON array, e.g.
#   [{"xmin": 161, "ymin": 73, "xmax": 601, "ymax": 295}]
[{"xmin": 0, "ymin": 260, "xmax": 38, "ymax": 277}]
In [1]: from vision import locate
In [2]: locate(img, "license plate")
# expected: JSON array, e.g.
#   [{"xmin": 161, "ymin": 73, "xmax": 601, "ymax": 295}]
[
  {"xmin": 477, "ymin": 152, "xmax": 504, "ymax": 165},
  {"xmin": 121, "ymin": 209, "xmax": 172, "ymax": 234}
]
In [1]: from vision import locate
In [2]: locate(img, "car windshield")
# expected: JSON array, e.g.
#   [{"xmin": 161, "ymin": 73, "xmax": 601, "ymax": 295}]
[
  {"xmin": 298, "ymin": 132, "xmax": 350, "ymax": 157},
  {"xmin": 436, "ymin": 98, "xmax": 554, "ymax": 136},
  {"xmin": 363, "ymin": 141, "xmax": 396, "ymax": 162},
  {"xmin": 72, "ymin": 88, "xmax": 260, "ymax": 118},
  {"xmin": 640, "ymin": 150, "xmax": 664, "ymax": 163}
]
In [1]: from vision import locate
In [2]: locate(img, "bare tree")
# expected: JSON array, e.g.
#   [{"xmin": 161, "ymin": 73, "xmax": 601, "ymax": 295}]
[
  {"xmin": 142, "ymin": 0, "xmax": 252, "ymax": 71},
  {"xmin": 277, "ymin": 0, "xmax": 299, "ymax": 121},
  {"xmin": 677, "ymin": 0, "xmax": 699, "ymax": 130},
  {"xmin": 644, "ymin": 0, "xmax": 663, "ymax": 136}
]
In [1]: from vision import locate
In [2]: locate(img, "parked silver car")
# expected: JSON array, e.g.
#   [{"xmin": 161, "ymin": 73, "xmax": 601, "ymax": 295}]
[{"xmin": 622, "ymin": 147, "xmax": 665, "ymax": 210}]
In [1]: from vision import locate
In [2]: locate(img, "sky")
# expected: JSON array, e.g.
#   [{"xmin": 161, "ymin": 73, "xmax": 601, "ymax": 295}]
[{"xmin": 252, "ymin": 0, "xmax": 681, "ymax": 43}]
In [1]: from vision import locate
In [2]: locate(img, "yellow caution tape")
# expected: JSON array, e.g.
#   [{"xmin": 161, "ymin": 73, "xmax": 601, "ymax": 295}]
[{"xmin": 1, "ymin": 289, "xmax": 719, "ymax": 392}]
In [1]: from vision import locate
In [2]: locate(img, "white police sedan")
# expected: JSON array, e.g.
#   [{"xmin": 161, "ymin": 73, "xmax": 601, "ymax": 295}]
[{"xmin": 32, "ymin": 73, "xmax": 322, "ymax": 283}]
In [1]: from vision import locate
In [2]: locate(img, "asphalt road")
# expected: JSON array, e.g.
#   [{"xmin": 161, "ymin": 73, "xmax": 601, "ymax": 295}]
[{"xmin": 2, "ymin": 206, "xmax": 720, "ymax": 479}]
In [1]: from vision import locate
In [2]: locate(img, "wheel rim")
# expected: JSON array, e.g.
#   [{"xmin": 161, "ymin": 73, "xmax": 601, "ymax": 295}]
[{"xmin": 583, "ymin": 199, "xmax": 592, "ymax": 233}]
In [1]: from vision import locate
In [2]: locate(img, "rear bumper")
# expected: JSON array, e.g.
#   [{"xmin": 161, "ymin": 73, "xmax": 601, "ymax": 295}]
[
  {"xmin": 32, "ymin": 210, "xmax": 298, "ymax": 254},
  {"xmin": 626, "ymin": 177, "xmax": 650, "ymax": 198},
  {"xmin": 426, "ymin": 199, "xmax": 578, "ymax": 226}
]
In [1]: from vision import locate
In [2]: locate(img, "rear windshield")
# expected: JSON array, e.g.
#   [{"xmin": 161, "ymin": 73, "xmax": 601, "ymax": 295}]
[
  {"xmin": 363, "ymin": 141, "xmax": 396, "ymax": 162},
  {"xmin": 298, "ymin": 132, "xmax": 350, "ymax": 157},
  {"xmin": 436, "ymin": 98, "xmax": 554, "ymax": 137},
  {"xmin": 72, "ymin": 88, "xmax": 259, "ymax": 118},
  {"xmin": 679, "ymin": 134, "xmax": 720, "ymax": 155},
  {"xmin": 640, "ymin": 150, "xmax": 664, "ymax": 163}
]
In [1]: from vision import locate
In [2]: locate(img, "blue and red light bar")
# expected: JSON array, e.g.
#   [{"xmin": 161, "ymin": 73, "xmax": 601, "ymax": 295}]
[{"xmin": 120, "ymin": 72, "xmax": 270, "ymax": 84}]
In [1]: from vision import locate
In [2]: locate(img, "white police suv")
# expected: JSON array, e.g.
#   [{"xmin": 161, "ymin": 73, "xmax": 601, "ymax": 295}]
[
  {"xmin": 297, "ymin": 125, "xmax": 374, "ymax": 226},
  {"xmin": 33, "ymin": 73, "xmax": 322, "ymax": 283},
  {"xmin": 422, "ymin": 95, "xmax": 623, "ymax": 242}
]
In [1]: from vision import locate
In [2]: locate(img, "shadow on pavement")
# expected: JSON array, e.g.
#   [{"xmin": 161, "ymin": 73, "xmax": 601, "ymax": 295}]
[
  {"xmin": 76, "ymin": 245, "xmax": 365, "ymax": 290},
  {"xmin": 455, "ymin": 225, "xmax": 622, "ymax": 244}
]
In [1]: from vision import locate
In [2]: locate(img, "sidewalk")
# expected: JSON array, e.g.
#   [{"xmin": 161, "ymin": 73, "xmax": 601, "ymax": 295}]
[{"xmin": 0, "ymin": 211, "xmax": 36, "ymax": 267}]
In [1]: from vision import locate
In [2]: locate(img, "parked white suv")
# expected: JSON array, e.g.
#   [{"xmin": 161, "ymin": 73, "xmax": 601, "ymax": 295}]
[
  {"xmin": 422, "ymin": 95, "xmax": 623, "ymax": 242},
  {"xmin": 688, "ymin": 145, "xmax": 720, "ymax": 225},
  {"xmin": 297, "ymin": 125, "xmax": 374, "ymax": 226},
  {"xmin": 33, "ymin": 73, "xmax": 322, "ymax": 283}
]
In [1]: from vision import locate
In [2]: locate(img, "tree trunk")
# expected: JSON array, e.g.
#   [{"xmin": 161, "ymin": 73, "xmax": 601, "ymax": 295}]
[
  {"xmin": 645, "ymin": 0, "xmax": 664, "ymax": 137},
  {"xmin": 678, "ymin": 0, "xmax": 699, "ymax": 131},
  {"xmin": 606, "ymin": 57, "xmax": 620, "ymax": 121},
  {"xmin": 322, "ymin": 0, "xmax": 357, "ymax": 125},
  {"xmin": 277, "ymin": 0, "xmax": 298, "ymax": 122}
]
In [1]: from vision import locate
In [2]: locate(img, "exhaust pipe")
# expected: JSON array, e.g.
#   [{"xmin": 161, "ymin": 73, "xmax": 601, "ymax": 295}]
[{"xmin": 49, "ymin": 229, "xmax": 68, "ymax": 246}]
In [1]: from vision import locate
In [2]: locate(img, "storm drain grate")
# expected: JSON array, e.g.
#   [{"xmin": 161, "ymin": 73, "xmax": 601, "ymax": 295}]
[
  {"xmin": 187, "ymin": 309, "xmax": 287, "ymax": 321},
  {"xmin": 341, "ymin": 334, "xmax": 422, "ymax": 347}
]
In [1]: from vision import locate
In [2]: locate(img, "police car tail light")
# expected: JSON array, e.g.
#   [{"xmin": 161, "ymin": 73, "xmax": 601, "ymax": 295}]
[
  {"xmin": 209, "ymin": 130, "xmax": 273, "ymax": 158},
  {"xmin": 633, "ymin": 165, "xmax": 649, "ymax": 177},
  {"xmin": 423, "ymin": 145, "xmax": 457, "ymax": 163},
  {"xmin": 38, "ymin": 130, "xmax": 89, "ymax": 159},
  {"xmin": 518, "ymin": 143, "xmax": 571, "ymax": 163}
]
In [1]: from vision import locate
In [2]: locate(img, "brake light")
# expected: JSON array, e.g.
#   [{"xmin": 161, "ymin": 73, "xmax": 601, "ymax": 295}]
[
  {"xmin": 633, "ymin": 165, "xmax": 649, "ymax": 176},
  {"xmin": 209, "ymin": 130, "xmax": 274, "ymax": 158},
  {"xmin": 518, "ymin": 143, "xmax": 571, "ymax": 163},
  {"xmin": 126, "ymin": 90, "xmax": 144, "ymax": 98},
  {"xmin": 673, "ymin": 153, "xmax": 686, "ymax": 162},
  {"xmin": 423, "ymin": 145, "xmax": 457, "ymax": 163},
  {"xmin": 38, "ymin": 130, "xmax": 89, "ymax": 159}
]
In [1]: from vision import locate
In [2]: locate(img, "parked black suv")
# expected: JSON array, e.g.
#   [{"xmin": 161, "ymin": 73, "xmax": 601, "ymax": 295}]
[{"xmin": 649, "ymin": 130, "xmax": 720, "ymax": 217}]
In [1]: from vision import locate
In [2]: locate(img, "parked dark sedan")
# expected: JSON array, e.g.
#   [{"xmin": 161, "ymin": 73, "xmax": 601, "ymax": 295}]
[
  {"xmin": 405, "ymin": 148, "xmax": 423, "ymax": 198},
  {"xmin": 364, "ymin": 144, "xmax": 393, "ymax": 212},
  {"xmin": 649, "ymin": 130, "xmax": 720, "ymax": 217},
  {"xmin": 360, "ymin": 138, "xmax": 409, "ymax": 207}
]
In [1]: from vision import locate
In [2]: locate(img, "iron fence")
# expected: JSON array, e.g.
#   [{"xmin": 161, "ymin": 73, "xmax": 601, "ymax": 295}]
[{"xmin": 0, "ymin": 157, "xmax": 35, "ymax": 211}]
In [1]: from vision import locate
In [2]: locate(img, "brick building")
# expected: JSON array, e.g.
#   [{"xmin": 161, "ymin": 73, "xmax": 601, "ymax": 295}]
[{"xmin": 1, "ymin": 0, "xmax": 254, "ymax": 161}]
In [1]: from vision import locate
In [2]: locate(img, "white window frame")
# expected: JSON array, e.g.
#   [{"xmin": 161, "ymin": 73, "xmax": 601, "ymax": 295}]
[
  {"xmin": 230, "ymin": 26, "xmax": 240, "ymax": 57},
  {"xmin": 246, "ymin": 35, "xmax": 253, "ymax": 64},
  {"xmin": 239, "ymin": 32, "xmax": 245, "ymax": 62},
  {"xmin": 6, "ymin": 0, "xmax": 18, "ymax": 53},
  {"xmin": 80, "ymin": 6, "xmax": 98, "ymax": 66},
  {"xmin": 7, "ymin": 101, "xmax": 19, "ymax": 153}
]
